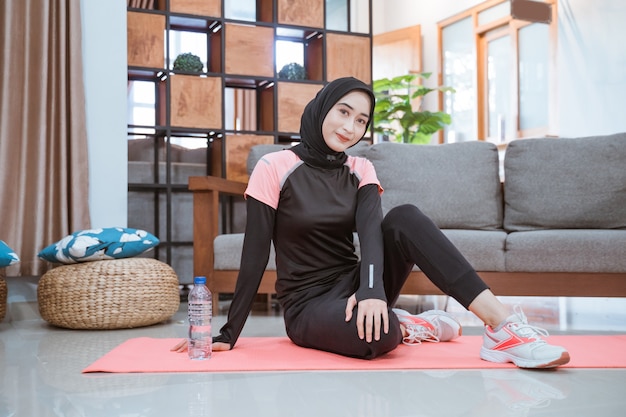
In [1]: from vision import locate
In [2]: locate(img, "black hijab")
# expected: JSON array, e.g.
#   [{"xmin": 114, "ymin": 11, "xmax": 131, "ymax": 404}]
[{"xmin": 291, "ymin": 77, "xmax": 375, "ymax": 169}]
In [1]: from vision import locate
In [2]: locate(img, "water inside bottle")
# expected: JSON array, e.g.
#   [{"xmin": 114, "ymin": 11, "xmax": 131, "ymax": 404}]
[{"xmin": 188, "ymin": 324, "xmax": 212, "ymax": 360}]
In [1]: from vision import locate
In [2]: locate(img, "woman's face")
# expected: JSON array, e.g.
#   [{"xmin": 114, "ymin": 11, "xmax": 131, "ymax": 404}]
[{"xmin": 321, "ymin": 90, "xmax": 371, "ymax": 153}]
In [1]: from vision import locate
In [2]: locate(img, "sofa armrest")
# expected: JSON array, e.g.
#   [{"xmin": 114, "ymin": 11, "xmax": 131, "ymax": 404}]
[{"xmin": 188, "ymin": 176, "xmax": 247, "ymax": 287}]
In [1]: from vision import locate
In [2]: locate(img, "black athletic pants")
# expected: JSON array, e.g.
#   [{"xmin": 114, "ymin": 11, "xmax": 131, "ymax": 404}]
[{"xmin": 284, "ymin": 204, "xmax": 490, "ymax": 359}]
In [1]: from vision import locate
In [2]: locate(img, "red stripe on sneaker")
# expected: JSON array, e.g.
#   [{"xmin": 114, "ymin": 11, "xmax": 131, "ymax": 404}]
[
  {"xmin": 487, "ymin": 327, "xmax": 534, "ymax": 351},
  {"xmin": 405, "ymin": 317, "xmax": 435, "ymax": 333}
]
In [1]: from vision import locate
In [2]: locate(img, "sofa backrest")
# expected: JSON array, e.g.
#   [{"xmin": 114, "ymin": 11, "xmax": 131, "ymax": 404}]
[
  {"xmin": 246, "ymin": 141, "xmax": 371, "ymax": 175},
  {"xmin": 503, "ymin": 132, "xmax": 626, "ymax": 231},
  {"xmin": 365, "ymin": 141, "xmax": 503, "ymax": 230},
  {"xmin": 247, "ymin": 144, "xmax": 287, "ymax": 174}
]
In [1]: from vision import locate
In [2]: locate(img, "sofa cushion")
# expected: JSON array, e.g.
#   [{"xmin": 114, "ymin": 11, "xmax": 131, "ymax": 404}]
[
  {"xmin": 214, "ymin": 234, "xmax": 277, "ymax": 270},
  {"xmin": 214, "ymin": 230, "xmax": 506, "ymax": 272},
  {"xmin": 246, "ymin": 141, "xmax": 372, "ymax": 175},
  {"xmin": 355, "ymin": 230, "xmax": 505, "ymax": 272},
  {"xmin": 505, "ymin": 230, "xmax": 626, "ymax": 273},
  {"xmin": 345, "ymin": 141, "xmax": 372, "ymax": 158},
  {"xmin": 437, "ymin": 230, "xmax": 506, "ymax": 272},
  {"xmin": 365, "ymin": 141, "xmax": 503, "ymax": 230},
  {"xmin": 247, "ymin": 145, "xmax": 287, "ymax": 175},
  {"xmin": 363, "ymin": 230, "xmax": 506, "ymax": 273},
  {"xmin": 503, "ymin": 133, "xmax": 626, "ymax": 231}
]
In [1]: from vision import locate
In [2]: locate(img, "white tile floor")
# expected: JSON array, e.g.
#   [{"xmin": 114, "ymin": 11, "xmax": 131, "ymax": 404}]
[{"xmin": 2, "ymin": 276, "xmax": 626, "ymax": 417}]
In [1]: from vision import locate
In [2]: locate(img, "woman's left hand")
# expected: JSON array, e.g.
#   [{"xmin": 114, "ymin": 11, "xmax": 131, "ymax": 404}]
[{"xmin": 345, "ymin": 294, "xmax": 389, "ymax": 343}]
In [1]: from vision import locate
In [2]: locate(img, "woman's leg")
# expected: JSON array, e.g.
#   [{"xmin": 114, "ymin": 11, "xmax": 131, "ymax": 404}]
[
  {"xmin": 283, "ymin": 272, "xmax": 403, "ymax": 360},
  {"xmin": 380, "ymin": 204, "xmax": 517, "ymax": 324},
  {"xmin": 468, "ymin": 289, "xmax": 510, "ymax": 327},
  {"xmin": 381, "ymin": 204, "xmax": 490, "ymax": 310},
  {"xmin": 380, "ymin": 205, "xmax": 569, "ymax": 367}
]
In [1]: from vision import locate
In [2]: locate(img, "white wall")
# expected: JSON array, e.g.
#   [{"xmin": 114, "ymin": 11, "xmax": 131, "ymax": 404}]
[{"xmin": 81, "ymin": 0, "xmax": 128, "ymax": 228}]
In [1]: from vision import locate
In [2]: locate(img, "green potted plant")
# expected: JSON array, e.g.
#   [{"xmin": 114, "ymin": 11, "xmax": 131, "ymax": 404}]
[
  {"xmin": 373, "ymin": 73, "xmax": 455, "ymax": 144},
  {"xmin": 172, "ymin": 52, "xmax": 204, "ymax": 73},
  {"xmin": 278, "ymin": 62, "xmax": 306, "ymax": 80}
]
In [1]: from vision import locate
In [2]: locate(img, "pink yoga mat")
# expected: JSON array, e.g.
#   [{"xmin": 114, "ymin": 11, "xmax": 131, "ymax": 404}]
[{"xmin": 82, "ymin": 335, "xmax": 626, "ymax": 373}]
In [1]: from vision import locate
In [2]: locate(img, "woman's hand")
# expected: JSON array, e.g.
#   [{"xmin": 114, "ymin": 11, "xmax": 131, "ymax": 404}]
[
  {"xmin": 170, "ymin": 339, "xmax": 231, "ymax": 353},
  {"xmin": 345, "ymin": 294, "xmax": 389, "ymax": 343}
]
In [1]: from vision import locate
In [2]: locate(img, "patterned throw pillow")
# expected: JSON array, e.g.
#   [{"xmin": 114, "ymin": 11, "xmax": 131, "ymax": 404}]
[
  {"xmin": 0, "ymin": 240, "xmax": 20, "ymax": 267},
  {"xmin": 38, "ymin": 227, "xmax": 159, "ymax": 264}
]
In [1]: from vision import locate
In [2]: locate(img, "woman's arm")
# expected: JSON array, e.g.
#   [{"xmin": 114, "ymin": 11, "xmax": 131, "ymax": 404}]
[
  {"xmin": 354, "ymin": 183, "xmax": 386, "ymax": 303},
  {"xmin": 213, "ymin": 196, "xmax": 276, "ymax": 348},
  {"xmin": 345, "ymin": 183, "xmax": 389, "ymax": 342}
]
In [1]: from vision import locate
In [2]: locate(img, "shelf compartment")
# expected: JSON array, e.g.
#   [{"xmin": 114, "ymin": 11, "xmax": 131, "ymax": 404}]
[
  {"xmin": 277, "ymin": 82, "xmax": 323, "ymax": 134},
  {"xmin": 277, "ymin": 0, "xmax": 324, "ymax": 29},
  {"xmin": 169, "ymin": 74, "xmax": 223, "ymax": 129},
  {"xmin": 259, "ymin": 83, "xmax": 275, "ymax": 132},
  {"xmin": 127, "ymin": 12, "xmax": 166, "ymax": 68},
  {"xmin": 170, "ymin": 0, "xmax": 221, "ymax": 18},
  {"xmin": 305, "ymin": 33, "xmax": 324, "ymax": 81},
  {"xmin": 225, "ymin": 23, "xmax": 275, "ymax": 77},
  {"xmin": 275, "ymin": 27, "xmax": 324, "ymax": 82},
  {"xmin": 211, "ymin": 134, "xmax": 275, "ymax": 181},
  {"xmin": 257, "ymin": 0, "xmax": 274, "ymax": 23},
  {"xmin": 326, "ymin": 33, "xmax": 371, "ymax": 83}
]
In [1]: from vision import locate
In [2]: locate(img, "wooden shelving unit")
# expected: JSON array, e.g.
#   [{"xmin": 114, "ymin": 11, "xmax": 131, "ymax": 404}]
[{"xmin": 126, "ymin": 0, "xmax": 373, "ymax": 282}]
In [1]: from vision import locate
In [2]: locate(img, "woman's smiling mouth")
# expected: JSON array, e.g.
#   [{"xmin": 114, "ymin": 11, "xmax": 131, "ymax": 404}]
[{"xmin": 337, "ymin": 133, "xmax": 351, "ymax": 142}]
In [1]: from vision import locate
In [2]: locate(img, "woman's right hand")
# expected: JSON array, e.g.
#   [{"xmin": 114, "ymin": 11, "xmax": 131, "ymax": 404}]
[{"xmin": 170, "ymin": 339, "xmax": 231, "ymax": 353}]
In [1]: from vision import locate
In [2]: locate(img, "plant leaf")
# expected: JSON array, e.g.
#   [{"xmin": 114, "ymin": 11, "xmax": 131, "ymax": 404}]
[{"xmin": 373, "ymin": 72, "xmax": 454, "ymax": 145}]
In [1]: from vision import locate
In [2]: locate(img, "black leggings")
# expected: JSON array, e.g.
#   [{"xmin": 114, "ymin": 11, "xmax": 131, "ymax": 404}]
[{"xmin": 284, "ymin": 204, "xmax": 490, "ymax": 359}]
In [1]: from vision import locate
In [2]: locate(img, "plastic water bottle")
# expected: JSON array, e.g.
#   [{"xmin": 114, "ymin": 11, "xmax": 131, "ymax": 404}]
[{"xmin": 188, "ymin": 276, "xmax": 212, "ymax": 360}]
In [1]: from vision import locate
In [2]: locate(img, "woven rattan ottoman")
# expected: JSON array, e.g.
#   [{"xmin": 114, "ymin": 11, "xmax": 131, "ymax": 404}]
[{"xmin": 37, "ymin": 258, "xmax": 180, "ymax": 329}]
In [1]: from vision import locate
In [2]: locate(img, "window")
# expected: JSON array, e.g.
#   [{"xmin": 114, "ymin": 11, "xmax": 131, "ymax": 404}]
[
  {"xmin": 439, "ymin": 0, "xmax": 557, "ymax": 144},
  {"xmin": 441, "ymin": 17, "xmax": 475, "ymax": 144}
]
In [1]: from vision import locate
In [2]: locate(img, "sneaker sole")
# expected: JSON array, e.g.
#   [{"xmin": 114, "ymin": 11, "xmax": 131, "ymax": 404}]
[{"xmin": 480, "ymin": 347, "xmax": 571, "ymax": 369}]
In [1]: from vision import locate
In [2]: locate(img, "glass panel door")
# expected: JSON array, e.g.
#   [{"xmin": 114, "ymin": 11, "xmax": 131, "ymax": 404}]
[
  {"xmin": 519, "ymin": 23, "xmax": 550, "ymax": 133},
  {"xmin": 483, "ymin": 30, "xmax": 515, "ymax": 143},
  {"xmin": 441, "ymin": 16, "xmax": 475, "ymax": 143}
]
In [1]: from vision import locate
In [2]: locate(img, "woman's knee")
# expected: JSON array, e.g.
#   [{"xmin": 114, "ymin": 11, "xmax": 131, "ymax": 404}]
[
  {"xmin": 382, "ymin": 204, "xmax": 430, "ymax": 232},
  {"xmin": 350, "ymin": 325, "xmax": 402, "ymax": 359},
  {"xmin": 359, "ymin": 314, "xmax": 403, "ymax": 359}
]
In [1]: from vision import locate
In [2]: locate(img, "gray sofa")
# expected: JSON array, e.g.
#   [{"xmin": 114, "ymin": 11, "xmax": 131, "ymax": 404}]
[{"xmin": 189, "ymin": 132, "xmax": 626, "ymax": 313}]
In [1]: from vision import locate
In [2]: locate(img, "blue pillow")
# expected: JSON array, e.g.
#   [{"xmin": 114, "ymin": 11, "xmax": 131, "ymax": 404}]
[
  {"xmin": 0, "ymin": 240, "xmax": 20, "ymax": 267},
  {"xmin": 38, "ymin": 227, "xmax": 159, "ymax": 264}
]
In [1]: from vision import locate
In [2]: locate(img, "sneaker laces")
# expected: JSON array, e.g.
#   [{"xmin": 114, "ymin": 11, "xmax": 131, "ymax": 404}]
[
  {"xmin": 403, "ymin": 323, "xmax": 439, "ymax": 345},
  {"xmin": 507, "ymin": 305, "xmax": 550, "ymax": 343}
]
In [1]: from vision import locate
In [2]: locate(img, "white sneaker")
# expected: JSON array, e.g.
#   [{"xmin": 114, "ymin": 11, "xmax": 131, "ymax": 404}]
[
  {"xmin": 393, "ymin": 308, "xmax": 462, "ymax": 345},
  {"xmin": 480, "ymin": 306, "xmax": 570, "ymax": 368}
]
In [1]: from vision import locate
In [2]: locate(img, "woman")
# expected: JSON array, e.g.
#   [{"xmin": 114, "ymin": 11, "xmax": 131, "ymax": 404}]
[{"xmin": 174, "ymin": 77, "xmax": 569, "ymax": 368}]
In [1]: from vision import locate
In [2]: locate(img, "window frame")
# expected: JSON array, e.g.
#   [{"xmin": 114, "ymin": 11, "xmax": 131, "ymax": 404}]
[{"xmin": 437, "ymin": 0, "xmax": 558, "ymax": 144}]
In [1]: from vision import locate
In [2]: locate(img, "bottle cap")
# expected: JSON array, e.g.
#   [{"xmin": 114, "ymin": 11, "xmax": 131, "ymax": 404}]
[{"xmin": 193, "ymin": 276, "xmax": 206, "ymax": 285}]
